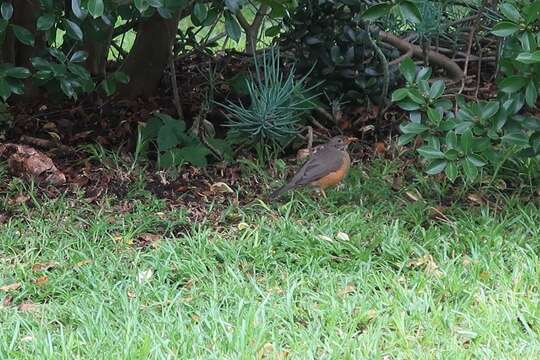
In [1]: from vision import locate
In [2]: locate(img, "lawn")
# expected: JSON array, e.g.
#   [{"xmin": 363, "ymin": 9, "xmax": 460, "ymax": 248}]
[{"xmin": 1, "ymin": 160, "xmax": 539, "ymax": 359}]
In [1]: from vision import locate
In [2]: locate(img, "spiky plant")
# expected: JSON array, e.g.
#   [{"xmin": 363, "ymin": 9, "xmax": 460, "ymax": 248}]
[{"xmin": 220, "ymin": 47, "xmax": 320, "ymax": 150}]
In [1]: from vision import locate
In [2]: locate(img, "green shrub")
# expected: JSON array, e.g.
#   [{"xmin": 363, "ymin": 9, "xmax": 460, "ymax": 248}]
[{"xmin": 221, "ymin": 47, "xmax": 319, "ymax": 149}]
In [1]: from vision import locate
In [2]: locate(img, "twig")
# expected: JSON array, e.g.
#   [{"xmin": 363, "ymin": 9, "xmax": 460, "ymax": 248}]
[
  {"xmin": 458, "ymin": 4, "xmax": 482, "ymax": 94},
  {"xmin": 474, "ymin": 38, "xmax": 483, "ymax": 99},
  {"xmin": 307, "ymin": 126, "xmax": 313, "ymax": 156},
  {"xmin": 367, "ymin": 28, "xmax": 389, "ymax": 122},
  {"xmin": 169, "ymin": 53, "xmax": 184, "ymax": 119}
]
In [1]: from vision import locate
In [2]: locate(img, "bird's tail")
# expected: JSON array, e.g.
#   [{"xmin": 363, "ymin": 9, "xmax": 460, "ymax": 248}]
[{"xmin": 268, "ymin": 184, "xmax": 293, "ymax": 201}]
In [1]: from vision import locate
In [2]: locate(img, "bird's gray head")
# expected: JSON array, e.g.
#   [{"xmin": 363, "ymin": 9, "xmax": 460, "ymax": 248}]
[{"xmin": 328, "ymin": 135, "xmax": 357, "ymax": 150}]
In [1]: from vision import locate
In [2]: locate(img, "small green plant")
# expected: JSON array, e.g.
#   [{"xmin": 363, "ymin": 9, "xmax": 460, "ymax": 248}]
[
  {"xmin": 220, "ymin": 47, "xmax": 319, "ymax": 150},
  {"xmin": 0, "ymin": 63, "xmax": 31, "ymax": 101},
  {"xmin": 393, "ymin": 57, "xmax": 537, "ymax": 184},
  {"xmin": 139, "ymin": 113, "xmax": 212, "ymax": 169}
]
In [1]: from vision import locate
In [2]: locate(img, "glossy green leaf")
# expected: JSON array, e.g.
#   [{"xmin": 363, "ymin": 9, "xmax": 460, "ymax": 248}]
[
  {"xmin": 460, "ymin": 129, "xmax": 473, "ymax": 154},
  {"xmin": 417, "ymin": 146, "xmax": 445, "ymax": 159},
  {"xmin": 391, "ymin": 88, "xmax": 409, "ymax": 102},
  {"xmin": 63, "ymin": 19, "xmax": 83, "ymax": 41},
  {"xmin": 37, "ymin": 14, "xmax": 56, "ymax": 31},
  {"xmin": 4, "ymin": 66, "xmax": 31, "ymax": 79},
  {"xmin": 400, "ymin": 1, "xmax": 422, "ymax": 23},
  {"xmin": 70, "ymin": 50, "xmax": 88, "ymax": 63},
  {"xmin": 466, "ymin": 155, "xmax": 486, "ymax": 167},
  {"xmin": 426, "ymin": 107, "xmax": 442, "ymax": 124},
  {"xmin": 426, "ymin": 159, "xmax": 447, "ymax": 175},
  {"xmin": 429, "ymin": 80, "xmax": 445, "ymax": 99},
  {"xmin": 500, "ymin": 3, "xmax": 523, "ymax": 23},
  {"xmin": 224, "ymin": 12, "xmax": 241, "ymax": 42},
  {"xmin": 1, "ymin": 1, "xmax": 13, "ymax": 20},
  {"xmin": 88, "ymin": 0, "xmax": 104, "ymax": 18},
  {"xmin": 361, "ymin": 3, "xmax": 393, "ymax": 21},
  {"xmin": 193, "ymin": 2, "xmax": 208, "ymax": 23},
  {"xmin": 463, "ymin": 158, "xmax": 478, "ymax": 182},
  {"xmin": 0, "ymin": 78, "xmax": 11, "ymax": 101},
  {"xmin": 516, "ymin": 51, "xmax": 540, "ymax": 64},
  {"xmin": 525, "ymin": 81, "xmax": 538, "ymax": 107},
  {"xmin": 11, "ymin": 25, "xmax": 35, "ymax": 46},
  {"xmin": 491, "ymin": 21, "xmax": 520, "ymax": 37},
  {"xmin": 400, "ymin": 122, "xmax": 428, "ymax": 134},
  {"xmin": 499, "ymin": 75, "xmax": 528, "ymax": 93},
  {"xmin": 399, "ymin": 57, "xmax": 416, "ymax": 83},
  {"xmin": 445, "ymin": 162, "xmax": 458, "ymax": 182}
]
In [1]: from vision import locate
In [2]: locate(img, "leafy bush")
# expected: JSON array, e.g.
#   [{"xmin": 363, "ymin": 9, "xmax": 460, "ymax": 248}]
[
  {"xmin": 280, "ymin": 0, "xmax": 425, "ymax": 103},
  {"xmin": 140, "ymin": 113, "xmax": 212, "ymax": 168},
  {"xmin": 394, "ymin": 56, "xmax": 539, "ymax": 184},
  {"xmin": 221, "ymin": 48, "xmax": 319, "ymax": 149}
]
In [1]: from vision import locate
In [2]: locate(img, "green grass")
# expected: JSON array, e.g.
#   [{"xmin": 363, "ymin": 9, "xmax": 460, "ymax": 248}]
[{"xmin": 1, "ymin": 161, "xmax": 540, "ymax": 359}]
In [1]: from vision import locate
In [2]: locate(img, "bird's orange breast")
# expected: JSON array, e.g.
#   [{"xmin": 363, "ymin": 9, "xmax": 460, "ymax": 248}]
[{"xmin": 311, "ymin": 151, "xmax": 351, "ymax": 190}]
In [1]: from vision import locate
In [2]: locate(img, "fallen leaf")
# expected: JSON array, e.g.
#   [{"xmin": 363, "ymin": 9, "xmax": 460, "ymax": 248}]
[
  {"xmin": 18, "ymin": 302, "xmax": 39, "ymax": 312},
  {"xmin": 33, "ymin": 275, "xmax": 49, "ymax": 286},
  {"xmin": 21, "ymin": 335, "xmax": 34, "ymax": 342},
  {"xmin": 374, "ymin": 142, "xmax": 386, "ymax": 155},
  {"xmin": 32, "ymin": 261, "xmax": 58, "ymax": 272},
  {"xmin": 127, "ymin": 290, "xmax": 136, "ymax": 299},
  {"xmin": 210, "ymin": 182, "xmax": 234, "ymax": 193},
  {"xmin": 257, "ymin": 342, "xmax": 274, "ymax": 359},
  {"xmin": 8, "ymin": 194, "xmax": 29, "ymax": 206},
  {"xmin": 318, "ymin": 235, "xmax": 333, "ymax": 242},
  {"xmin": 0, "ymin": 283, "xmax": 21, "ymax": 292},
  {"xmin": 136, "ymin": 233, "xmax": 161, "ymax": 249},
  {"xmin": 0, "ymin": 143, "xmax": 66, "ymax": 185},
  {"xmin": 338, "ymin": 283, "xmax": 356, "ymax": 297},
  {"xmin": 336, "ymin": 232, "xmax": 350, "ymax": 241},
  {"xmin": 73, "ymin": 259, "xmax": 92, "ymax": 268},
  {"xmin": 467, "ymin": 193, "xmax": 484, "ymax": 206},
  {"xmin": 237, "ymin": 222, "xmax": 250, "ymax": 231},
  {"xmin": 367, "ymin": 309, "xmax": 377, "ymax": 320},
  {"xmin": 137, "ymin": 269, "xmax": 154, "ymax": 284},
  {"xmin": 191, "ymin": 314, "xmax": 200, "ymax": 322},
  {"xmin": 408, "ymin": 254, "xmax": 443, "ymax": 277},
  {"xmin": 405, "ymin": 189, "xmax": 423, "ymax": 202}
]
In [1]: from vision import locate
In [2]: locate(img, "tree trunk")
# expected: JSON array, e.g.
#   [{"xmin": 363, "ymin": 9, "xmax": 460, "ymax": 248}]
[
  {"xmin": 117, "ymin": 13, "xmax": 181, "ymax": 99},
  {"xmin": 83, "ymin": 19, "xmax": 114, "ymax": 77}
]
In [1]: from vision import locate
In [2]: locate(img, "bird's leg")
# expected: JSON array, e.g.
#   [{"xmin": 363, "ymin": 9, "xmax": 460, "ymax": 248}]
[{"xmin": 320, "ymin": 188, "xmax": 327, "ymax": 198}]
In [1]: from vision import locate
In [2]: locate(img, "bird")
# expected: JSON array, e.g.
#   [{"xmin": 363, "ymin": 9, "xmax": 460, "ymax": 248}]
[{"xmin": 269, "ymin": 135, "xmax": 357, "ymax": 200}]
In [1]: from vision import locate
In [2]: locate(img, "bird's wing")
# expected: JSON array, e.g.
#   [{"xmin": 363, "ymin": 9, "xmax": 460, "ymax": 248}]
[{"xmin": 289, "ymin": 148, "xmax": 343, "ymax": 186}]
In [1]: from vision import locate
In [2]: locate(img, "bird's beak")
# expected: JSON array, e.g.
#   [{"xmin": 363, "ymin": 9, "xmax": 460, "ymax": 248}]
[{"xmin": 345, "ymin": 136, "xmax": 358, "ymax": 144}]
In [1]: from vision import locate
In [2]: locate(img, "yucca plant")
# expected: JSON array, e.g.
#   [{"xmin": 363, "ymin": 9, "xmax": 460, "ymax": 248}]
[{"xmin": 220, "ymin": 47, "xmax": 320, "ymax": 151}]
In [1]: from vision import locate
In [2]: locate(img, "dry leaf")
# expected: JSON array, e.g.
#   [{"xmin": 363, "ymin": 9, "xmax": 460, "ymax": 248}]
[
  {"xmin": 405, "ymin": 190, "xmax": 423, "ymax": 202},
  {"xmin": 318, "ymin": 235, "xmax": 333, "ymax": 242},
  {"xmin": 408, "ymin": 254, "xmax": 443, "ymax": 277},
  {"xmin": 336, "ymin": 232, "xmax": 350, "ymax": 241},
  {"xmin": 257, "ymin": 342, "xmax": 274, "ymax": 359},
  {"xmin": 467, "ymin": 193, "xmax": 484, "ymax": 205},
  {"xmin": 191, "ymin": 314, "xmax": 200, "ymax": 322},
  {"xmin": 137, "ymin": 269, "xmax": 154, "ymax": 284},
  {"xmin": 136, "ymin": 233, "xmax": 161, "ymax": 249},
  {"xmin": 8, "ymin": 194, "xmax": 29, "ymax": 206},
  {"xmin": 21, "ymin": 335, "xmax": 34, "ymax": 342},
  {"xmin": 2, "ymin": 295, "xmax": 13, "ymax": 307},
  {"xmin": 73, "ymin": 259, "xmax": 92, "ymax": 268},
  {"xmin": 338, "ymin": 283, "xmax": 356, "ymax": 297},
  {"xmin": 127, "ymin": 290, "xmax": 136, "ymax": 299},
  {"xmin": 210, "ymin": 182, "xmax": 234, "ymax": 193},
  {"xmin": 237, "ymin": 222, "xmax": 250, "ymax": 231},
  {"xmin": 374, "ymin": 142, "xmax": 386, "ymax": 155},
  {"xmin": 32, "ymin": 261, "xmax": 57, "ymax": 272},
  {"xmin": 0, "ymin": 283, "xmax": 21, "ymax": 292},
  {"xmin": 0, "ymin": 143, "xmax": 66, "ymax": 185},
  {"xmin": 19, "ymin": 302, "xmax": 39, "ymax": 312},
  {"xmin": 33, "ymin": 275, "xmax": 49, "ymax": 286}
]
